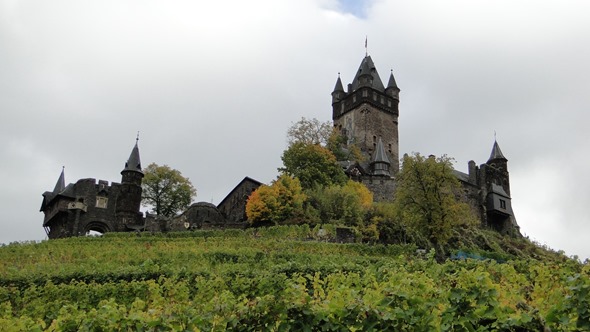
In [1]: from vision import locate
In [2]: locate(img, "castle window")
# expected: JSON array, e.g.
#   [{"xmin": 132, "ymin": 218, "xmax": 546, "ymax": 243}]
[
  {"xmin": 499, "ymin": 199, "xmax": 506, "ymax": 209},
  {"xmin": 96, "ymin": 196, "xmax": 108, "ymax": 209},
  {"xmin": 353, "ymin": 95, "xmax": 357, "ymax": 102},
  {"xmin": 373, "ymin": 92, "xmax": 377, "ymax": 101},
  {"xmin": 362, "ymin": 90, "xmax": 368, "ymax": 97},
  {"xmin": 380, "ymin": 96, "xmax": 384, "ymax": 104},
  {"xmin": 388, "ymin": 143, "xmax": 392, "ymax": 153},
  {"xmin": 388, "ymin": 100, "xmax": 392, "ymax": 107}
]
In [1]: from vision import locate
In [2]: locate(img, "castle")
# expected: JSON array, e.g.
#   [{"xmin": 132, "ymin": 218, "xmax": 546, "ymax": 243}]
[
  {"xmin": 331, "ymin": 55, "xmax": 519, "ymax": 235},
  {"xmin": 40, "ymin": 54, "xmax": 519, "ymax": 238}
]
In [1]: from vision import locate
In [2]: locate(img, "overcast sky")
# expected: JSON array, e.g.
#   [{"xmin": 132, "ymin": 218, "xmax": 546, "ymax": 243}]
[{"xmin": 1, "ymin": 0, "xmax": 589, "ymax": 259}]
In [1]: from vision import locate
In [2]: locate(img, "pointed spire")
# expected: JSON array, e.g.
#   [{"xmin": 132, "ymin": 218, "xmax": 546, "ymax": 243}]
[
  {"xmin": 53, "ymin": 167, "xmax": 65, "ymax": 194},
  {"xmin": 123, "ymin": 140, "xmax": 143, "ymax": 174},
  {"xmin": 333, "ymin": 73, "xmax": 344, "ymax": 92},
  {"xmin": 386, "ymin": 69, "xmax": 399, "ymax": 90},
  {"xmin": 373, "ymin": 138, "xmax": 391, "ymax": 164},
  {"xmin": 488, "ymin": 140, "xmax": 507, "ymax": 162},
  {"xmin": 371, "ymin": 137, "xmax": 391, "ymax": 177},
  {"xmin": 351, "ymin": 55, "xmax": 385, "ymax": 92}
]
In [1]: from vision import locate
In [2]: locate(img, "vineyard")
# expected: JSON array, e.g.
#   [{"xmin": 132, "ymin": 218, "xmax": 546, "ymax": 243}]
[{"xmin": 1, "ymin": 225, "xmax": 589, "ymax": 331}]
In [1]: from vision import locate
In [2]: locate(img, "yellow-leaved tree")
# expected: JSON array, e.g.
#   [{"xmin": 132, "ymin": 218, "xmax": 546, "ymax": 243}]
[{"xmin": 245, "ymin": 175, "xmax": 306, "ymax": 226}]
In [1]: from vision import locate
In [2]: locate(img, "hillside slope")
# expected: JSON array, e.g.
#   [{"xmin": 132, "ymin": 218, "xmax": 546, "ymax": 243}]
[{"xmin": 1, "ymin": 225, "xmax": 588, "ymax": 331}]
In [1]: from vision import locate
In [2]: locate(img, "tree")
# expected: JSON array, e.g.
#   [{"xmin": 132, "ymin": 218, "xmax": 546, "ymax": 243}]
[
  {"xmin": 393, "ymin": 153, "xmax": 477, "ymax": 246},
  {"xmin": 287, "ymin": 117, "xmax": 364, "ymax": 163},
  {"xmin": 279, "ymin": 142, "xmax": 347, "ymax": 190},
  {"xmin": 287, "ymin": 117, "xmax": 333, "ymax": 146},
  {"xmin": 141, "ymin": 163, "xmax": 197, "ymax": 217},
  {"xmin": 305, "ymin": 180, "xmax": 373, "ymax": 227},
  {"xmin": 246, "ymin": 174, "xmax": 306, "ymax": 225}
]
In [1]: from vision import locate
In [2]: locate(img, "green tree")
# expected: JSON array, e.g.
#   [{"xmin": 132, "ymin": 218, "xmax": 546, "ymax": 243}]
[
  {"xmin": 393, "ymin": 153, "xmax": 477, "ymax": 246},
  {"xmin": 246, "ymin": 174, "xmax": 306, "ymax": 225},
  {"xmin": 279, "ymin": 142, "xmax": 347, "ymax": 190},
  {"xmin": 141, "ymin": 163, "xmax": 197, "ymax": 217}
]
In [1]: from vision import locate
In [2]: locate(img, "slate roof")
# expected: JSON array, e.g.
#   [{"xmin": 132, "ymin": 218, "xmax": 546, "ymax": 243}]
[
  {"xmin": 333, "ymin": 75, "xmax": 344, "ymax": 92},
  {"xmin": 217, "ymin": 176, "xmax": 263, "ymax": 208},
  {"xmin": 453, "ymin": 170, "xmax": 470, "ymax": 183},
  {"xmin": 490, "ymin": 183, "xmax": 510, "ymax": 198},
  {"xmin": 53, "ymin": 167, "xmax": 65, "ymax": 193},
  {"xmin": 350, "ymin": 55, "xmax": 385, "ymax": 92},
  {"xmin": 488, "ymin": 140, "xmax": 507, "ymax": 162},
  {"xmin": 123, "ymin": 142, "xmax": 143, "ymax": 173},
  {"xmin": 386, "ymin": 71, "xmax": 399, "ymax": 90},
  {"xmin": 373, "ymin": 138, "xmax": 390, "ymax": 164}
]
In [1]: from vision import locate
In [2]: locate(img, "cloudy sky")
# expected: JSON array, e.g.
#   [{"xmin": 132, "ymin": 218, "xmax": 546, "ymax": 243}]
[{"xmin": 1, "ymin": 0, "xmax": 589, "ymax": 259}]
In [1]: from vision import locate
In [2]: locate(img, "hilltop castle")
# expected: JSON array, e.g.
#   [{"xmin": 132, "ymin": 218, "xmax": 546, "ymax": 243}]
[
  {"xmin": 331, "ymin": 55, "xmax": 519, "ymax": 235},
  {"xmin": 40, "ymin": 54, "xmax": 519, "ymax": 238}
]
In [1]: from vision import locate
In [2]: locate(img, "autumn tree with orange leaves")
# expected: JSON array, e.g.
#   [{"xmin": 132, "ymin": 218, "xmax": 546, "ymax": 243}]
[{"xmin": 246, "ymin": 175, "xmax": 306, "ymax": 226}]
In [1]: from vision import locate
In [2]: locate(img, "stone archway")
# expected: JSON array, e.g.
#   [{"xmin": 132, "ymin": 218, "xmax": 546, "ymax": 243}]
[{"xmin": 85, "ymin": 221, "xmax": 112, "ymax": 236}]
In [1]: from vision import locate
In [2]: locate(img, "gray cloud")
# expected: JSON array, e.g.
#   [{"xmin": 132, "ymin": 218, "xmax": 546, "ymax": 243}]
[{"xmin": 1, "ymin": 0, "xmax": 588, "ymax": 259}]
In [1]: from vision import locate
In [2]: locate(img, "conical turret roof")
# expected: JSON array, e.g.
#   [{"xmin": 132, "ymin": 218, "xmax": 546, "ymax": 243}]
[
  {"xmin": 351, "ymin": 55, "xmax": 385, "ymax": 92},
  {"xmin": 333, "ymin": 75, "xmax": 344, "ymax": 92},
  {"xmin": 386, "ymin": 70, "xmax": 399, "ymax": 90},
  {"xmin": 123, "ymin": 141, "xmax": 143, "ymax": 174},
  {"xmin": 53, "ymin": 167, "xmax": 65, "ymax": 193},
  {"xmin": 373, "ymin": 137, "xmax": 391, "ymax": 164},
  {"xmin": 487, "ymin": 140, "xmax": 507, "ymax": 162}
]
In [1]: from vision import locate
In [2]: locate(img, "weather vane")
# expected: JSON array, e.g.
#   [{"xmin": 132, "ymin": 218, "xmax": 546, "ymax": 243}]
[{"xmin": 365, "ymin": 36, "xmax": 368, "ymax": 57}]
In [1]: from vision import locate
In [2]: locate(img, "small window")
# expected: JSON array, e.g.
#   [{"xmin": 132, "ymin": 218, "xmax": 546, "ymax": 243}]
[
  {"xmin": 362, "ymin": 90, "xmax": 368, "ymax": 97},
  {"xmin": 96, "ymin": 197, "xmax": 108, "ymax": 209},
  {"xmin": 499, "ymin": 199, "xmax": 506, "ymax": 209}
]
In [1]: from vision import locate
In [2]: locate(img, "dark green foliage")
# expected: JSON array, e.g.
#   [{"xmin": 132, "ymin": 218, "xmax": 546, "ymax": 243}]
[
  {"xmin": 142, "ymin": 163, "xmax": 197, "ymax": 217},
  {"xmin": 279, "ymin": 142, "xmax": 347, "ymax": 190},
  {"xmin": 394, "ymin": 153, "xmax": 479, "ymax": 246}
]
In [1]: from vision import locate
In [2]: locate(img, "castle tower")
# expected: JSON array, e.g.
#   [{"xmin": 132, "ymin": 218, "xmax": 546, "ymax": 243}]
[
  {"xmin": 115, "ymin": 139, "xmax": 144, "ymax": 228},
  {"xmin": 332, "ymin": 55, "xmax": 400, "ymax": 172},
  {"xmin": 480, "ymin": 140, "xmax": 518, "ymax": 234}
]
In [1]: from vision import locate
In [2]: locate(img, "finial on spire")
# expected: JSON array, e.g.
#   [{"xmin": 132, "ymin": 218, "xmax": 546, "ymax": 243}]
[
  {"xmin": 365, "ymin": 36, "xmax": 368, "ymax": 57},
  {"xmin": 136, "ymin": 131, "xmax": 140, "ymax": 144},
  {"xmin": 494, "ymin": 130, "xmax": 497, "ymax": 141}
]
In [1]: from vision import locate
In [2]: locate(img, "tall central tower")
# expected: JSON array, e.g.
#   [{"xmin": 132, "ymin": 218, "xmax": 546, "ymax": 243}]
[{"xmin": 332, "ymin": 55, "xmax": 400, "ymax": 172}]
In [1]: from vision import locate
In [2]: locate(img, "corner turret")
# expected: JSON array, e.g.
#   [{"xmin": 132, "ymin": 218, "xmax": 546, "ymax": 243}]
[
  {"xmin": 332, "ymin": 74, "xmax": 345, "ymax": 104},
  {"xmin": 116, "ymin": 138, "xmax": 144, "ymax": 228},
  {"xmin": 371, "ymin": 137, "xmax": 391, "ymax": 176},
  {"xmin": 121, "ymin": 139, "xmax": 143, "ymax": 186},
  {"xmin": 385, "ymin": 70, "xmax": 400, "ymax": 100}
]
